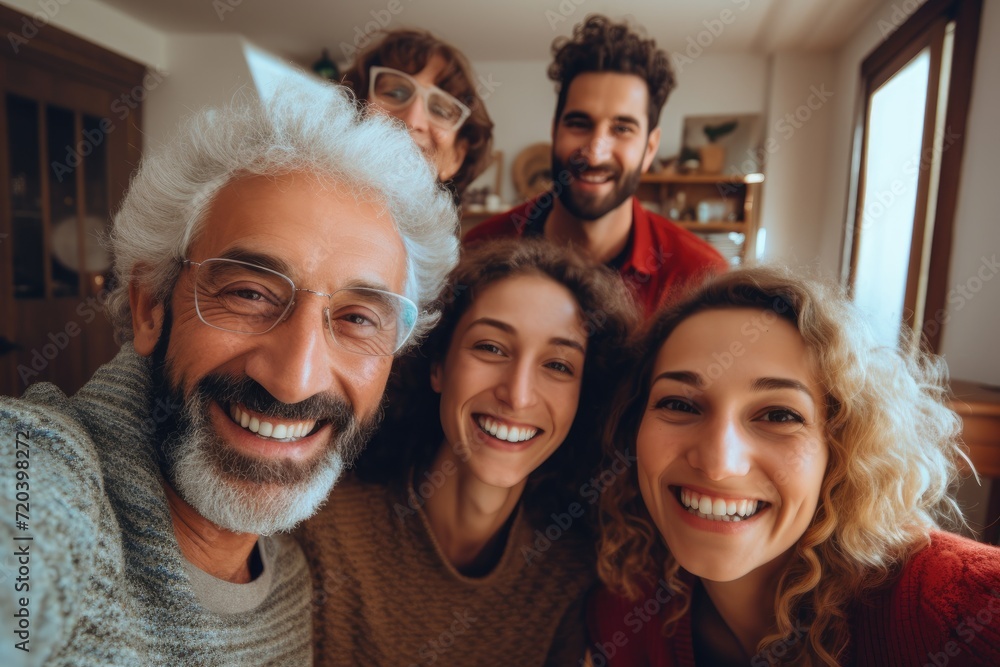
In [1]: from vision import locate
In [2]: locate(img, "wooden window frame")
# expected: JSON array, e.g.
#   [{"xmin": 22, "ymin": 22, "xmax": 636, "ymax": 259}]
[{"xmin": 842, "ymin": 0, "xmax": 982, "ymax": 352}]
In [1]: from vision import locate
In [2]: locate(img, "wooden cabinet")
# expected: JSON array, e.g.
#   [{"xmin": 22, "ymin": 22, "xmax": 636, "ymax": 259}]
[
  {"xmin": 949, "ymin": 379, "xmax": 1000, "ymax": 545},
  {"xmin": 637, "ymin": 172, "xmax": 764, "ymax": 266},
  {"xmin": 0, "ymin": 5, "xmax": 146, "ymax": 397}
]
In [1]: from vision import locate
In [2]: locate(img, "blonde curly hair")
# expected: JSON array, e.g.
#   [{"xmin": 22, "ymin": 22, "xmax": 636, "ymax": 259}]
[{"xmin": 596, "ymin": 265, "xmax": 970, "ymax": 666}]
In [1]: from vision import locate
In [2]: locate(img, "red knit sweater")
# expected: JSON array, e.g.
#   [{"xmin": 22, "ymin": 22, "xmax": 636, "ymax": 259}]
[{"xmin": 587, "ymin": 531, "xmax": 1000, "ymax": 666}]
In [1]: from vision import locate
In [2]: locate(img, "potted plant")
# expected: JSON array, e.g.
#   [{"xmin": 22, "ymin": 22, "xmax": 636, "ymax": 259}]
[{"xmin": 699, "ymin": 120, "xmax": 738, "ymax": 174}]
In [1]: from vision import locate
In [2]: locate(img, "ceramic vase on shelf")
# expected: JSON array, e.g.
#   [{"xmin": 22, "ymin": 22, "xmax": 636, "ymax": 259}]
[{"xmin": 699, "ymin": 144, "xmax": 725, "ymax": 174}]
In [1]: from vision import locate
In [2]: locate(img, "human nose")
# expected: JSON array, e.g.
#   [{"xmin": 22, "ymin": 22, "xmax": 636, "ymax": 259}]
[
  {"xmin": 687, "ymin": 415, "xmax": 751, "ymax": 480},
  {"xmin": 398, "ymin": 92, "xmax": 430, "ymax": 132},
  {"xmin": 494, "ymin": 360, "xmax": 538, "ymax": 412},
  {"xmin": 243, "ymin": 296, "xmax": 340, "ymax": 405},
  {"xmin": 579, "ymin": 131, "xmax": 613, "ymax": 164}
]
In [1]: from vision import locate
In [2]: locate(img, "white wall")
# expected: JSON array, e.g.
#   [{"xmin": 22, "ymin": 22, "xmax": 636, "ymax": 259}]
[
  {"xmin": 0, "ymin": 0, "xmax": 166, "ymax": 69},
  {"xmin": 758, "ymin": 53, "xmax": 837, "ymax": 268},
  {"xmin": 140, "ymin": 35, "xmax": 256, "ymax": 149},
  {"xmin": 938, "ymin": 0, "xmax": 1000, "ymax": 385},
  {"xmin": 466, "ymin": 60, "xmax": 553, "ymax": 206}
]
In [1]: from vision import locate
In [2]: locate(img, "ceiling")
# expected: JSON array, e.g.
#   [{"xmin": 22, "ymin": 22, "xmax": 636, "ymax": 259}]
[{"xmin": 96, "ymin": 0, "xmax": 877, "ymax": 67}]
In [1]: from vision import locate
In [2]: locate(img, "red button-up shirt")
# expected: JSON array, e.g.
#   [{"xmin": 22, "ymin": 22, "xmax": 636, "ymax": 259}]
[{"xmin": 464, "ymin": 196, "xmax": 728, "ymax": 316}]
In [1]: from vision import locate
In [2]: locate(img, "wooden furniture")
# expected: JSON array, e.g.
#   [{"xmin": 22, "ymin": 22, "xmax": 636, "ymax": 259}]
[
  {"xmin": 949, "ymin": 379, "xmax": 1000, "ymax": 544},
  {"xmin": 637, "ymin": 172, "xmax": 764, "ymax": 266},
  {"xmin": 0, "ymin": 5, "xmax": 147, "ymax": 397}
]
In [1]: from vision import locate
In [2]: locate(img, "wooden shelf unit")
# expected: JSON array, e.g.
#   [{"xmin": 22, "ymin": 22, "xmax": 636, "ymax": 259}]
[{"xmin": 637, "ymin": 172, "xmax": 764, "ymax": 266}]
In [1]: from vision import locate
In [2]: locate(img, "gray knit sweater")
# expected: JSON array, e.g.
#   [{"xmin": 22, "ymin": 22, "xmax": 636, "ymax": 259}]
[{"xmin": 0, "ymin": 345, "xmax": 311, "ymax": 666}]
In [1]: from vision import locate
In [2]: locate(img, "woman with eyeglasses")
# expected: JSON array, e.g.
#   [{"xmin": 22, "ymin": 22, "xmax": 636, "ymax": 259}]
[
  {"xmin": 297, "ymin": 238, "xmax": 639, "ymax": 665},
  {"xmin": 588, "ymin": 267, "xmax": 1000, "ymax": 666},
  {"xmin": 342, "ymin": 29, "xmax": 494, "ymax": 201}
]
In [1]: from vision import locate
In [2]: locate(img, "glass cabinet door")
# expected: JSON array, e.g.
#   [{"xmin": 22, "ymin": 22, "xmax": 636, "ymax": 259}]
[{"xmin": 0, "ymin": 6, "xmax": 146, "ymax": 397}]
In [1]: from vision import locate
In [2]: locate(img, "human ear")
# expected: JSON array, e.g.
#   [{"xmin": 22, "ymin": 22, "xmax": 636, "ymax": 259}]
[
  {"xmin": 642, "ymin": 127, "xmax": 662, "ymax": 172},
  {"xmin": 430, "ymin": 361, "xmax": 443, "ymax": 394},
  {"xmin": 129, "ymin": 273, "xmax": 165, "ymax": 357}
]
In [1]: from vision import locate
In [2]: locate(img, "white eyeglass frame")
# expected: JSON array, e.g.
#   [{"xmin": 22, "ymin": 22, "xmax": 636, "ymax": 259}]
[{"xmin": 368, "ymin": 65, "xmax": 472, "ymax": 132}]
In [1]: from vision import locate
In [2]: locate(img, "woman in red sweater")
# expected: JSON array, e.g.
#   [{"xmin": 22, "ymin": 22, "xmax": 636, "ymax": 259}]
[{"xmin": 590, "ymin": 266, "xmax": 1000, "ymax": 666}]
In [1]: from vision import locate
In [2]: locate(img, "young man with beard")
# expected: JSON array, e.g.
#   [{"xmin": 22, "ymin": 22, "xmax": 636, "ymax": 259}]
[
  {"xmin": 465, "ymin": 15, "xmax": 727, "ymax": 315},
  {"xmin": 0, "ymin": 82, "xmax": 458, "ymax": 666}
]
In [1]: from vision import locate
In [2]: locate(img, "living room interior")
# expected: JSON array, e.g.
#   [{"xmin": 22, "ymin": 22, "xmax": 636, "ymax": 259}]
[{"xmin": 0, "ymin": 0, "xmax": 996, "ymax": 541}]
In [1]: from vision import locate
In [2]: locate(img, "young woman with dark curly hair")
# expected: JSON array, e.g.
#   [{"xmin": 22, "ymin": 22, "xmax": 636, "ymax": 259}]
[
  {"xmin": 589, "ymin": 266, "xmax": 1000, "ymax": 666},
  {"xmin": 298, "ymin": 238, "xmax": 639, "ymax": 666}
]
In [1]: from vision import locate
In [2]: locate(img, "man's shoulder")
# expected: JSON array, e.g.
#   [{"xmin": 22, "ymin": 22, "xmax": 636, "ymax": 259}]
[
  {"xmin": 639, "ymin": 204, "xmax": 729, "ymax": 266},
  {"xmin": 1, "ymin": 383, "xmax": 101, "ymax": 471},
  {"xmin": 1, "ymin": 384, "xmax": 107, "ymax": 524},
  {"xmin": 0, "ymin": 386, "xmax": 113, "ymax": 666}
]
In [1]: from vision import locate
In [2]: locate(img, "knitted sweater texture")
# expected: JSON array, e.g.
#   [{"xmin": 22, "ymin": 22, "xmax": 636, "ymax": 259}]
[
  {"xmin": 297, "ymin": 474, "xmax": 595, "ymax": 666},
  {"xmin": 0, "ymin": 345, "xmax": 312, "ymax": 666},
  {"xmin": 587, "ymin": 531, "xmax": 1000, "ymax": 666}
]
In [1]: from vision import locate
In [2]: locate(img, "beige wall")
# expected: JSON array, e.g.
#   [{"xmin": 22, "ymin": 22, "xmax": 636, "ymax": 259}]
[
  {"xmin": 758, "ymin": 53, "xmax": 837, "ymax": 267},
  {"xmin": 938, "ymin": 0, "xmax": 1000, "ymax": 385}
]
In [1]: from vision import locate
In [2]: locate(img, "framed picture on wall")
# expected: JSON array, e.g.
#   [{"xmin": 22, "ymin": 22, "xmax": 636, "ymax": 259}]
[{"xmin": 680, "ymin": 113, "xmax": 764, "ymax": 175}]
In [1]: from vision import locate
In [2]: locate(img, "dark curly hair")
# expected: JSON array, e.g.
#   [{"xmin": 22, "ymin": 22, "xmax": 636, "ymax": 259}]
[
  {"xmin": 342, "ymin": 29, "xmax": 494, "ymax": 201},
  {"xmin": 549, "ymin": 15, "xmax": 676, "ymax": 131},
  {"xmin": 354, "ymin": 237, "xmax": 640, "ymax": 534}
]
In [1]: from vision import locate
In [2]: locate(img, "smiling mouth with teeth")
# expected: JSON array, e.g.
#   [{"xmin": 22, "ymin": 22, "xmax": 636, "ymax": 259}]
[
  {"xmin": 228, "ymin": 403, "xmax": 319, "ymax": 441},
  {"xmin": 674, "ymin": 486, "xmax": 768, "ymax": 522},
  {"xmin": 475, "ymin": 415, "xmax": 540, "ymax": 444},
  {"xmin": 575, "ymin": 170, "xmax": 615, "ymax": 184}
]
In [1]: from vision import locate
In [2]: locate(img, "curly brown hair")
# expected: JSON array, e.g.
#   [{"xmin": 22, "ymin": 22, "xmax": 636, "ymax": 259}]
[
  {"xmin": 354, "ymin": 237, "xmax": 640, "ymax": 533},
  {"xmin": 548, "ymin": 15, "xmax": 676, "ymax": 131},
  {"xmin": 342, "ymin": 29, "xmax": 494, "ymax": 201},
  {"xmin": 597, "ymin": 266, "xmax": 968, "ymax": 666}
]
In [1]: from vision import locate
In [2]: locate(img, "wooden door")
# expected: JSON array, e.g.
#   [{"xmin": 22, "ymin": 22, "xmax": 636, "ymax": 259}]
[{"xmin": 0, "ymin": 5, "xmax": 146, "ymax": 397}]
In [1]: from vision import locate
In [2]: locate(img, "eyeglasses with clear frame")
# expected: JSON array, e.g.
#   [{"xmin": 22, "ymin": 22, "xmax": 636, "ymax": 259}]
[
  {"xmin": 368, "ymin": 65, "xmax": 472, "ymax": 132},
  {"xmin": 182, "ymin": 258, "xmax": 418, "ymax": 357}
]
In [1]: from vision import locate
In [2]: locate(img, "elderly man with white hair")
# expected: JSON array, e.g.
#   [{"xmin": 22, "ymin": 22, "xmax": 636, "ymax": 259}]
[{"xmin": 0, "ymin": 81, "xmax": 458, "ymax": 666}]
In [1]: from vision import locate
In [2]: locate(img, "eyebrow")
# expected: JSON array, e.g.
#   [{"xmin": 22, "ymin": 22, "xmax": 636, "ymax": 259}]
[
  {"xmin": 467, "ymin": 318, "xmax": 586, "ymax": 354},
  {"xmin": 217, "ymin": 247, "xmax": 293, "ymax": 276},
  {"xmin": 216, "ymin": 247, "xmax": 398, "ymax": 293},
  {"xmin": 750, "ymin": 377, "xmax": 814, "ymax": 398},
  {"xmin": 562, "ymin": 110, "xmax": 641, "ymax": 127},
  {"xmin": 651, "ymin": 371, "xmax": 814, "ymax": 399},
  {"xmin": 651, "ymin": 370, "xmax": 703, "ymax": 388},
  {"xmin": 610, "ymin": 115, "xmax": 642, "ymax": 127}
]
